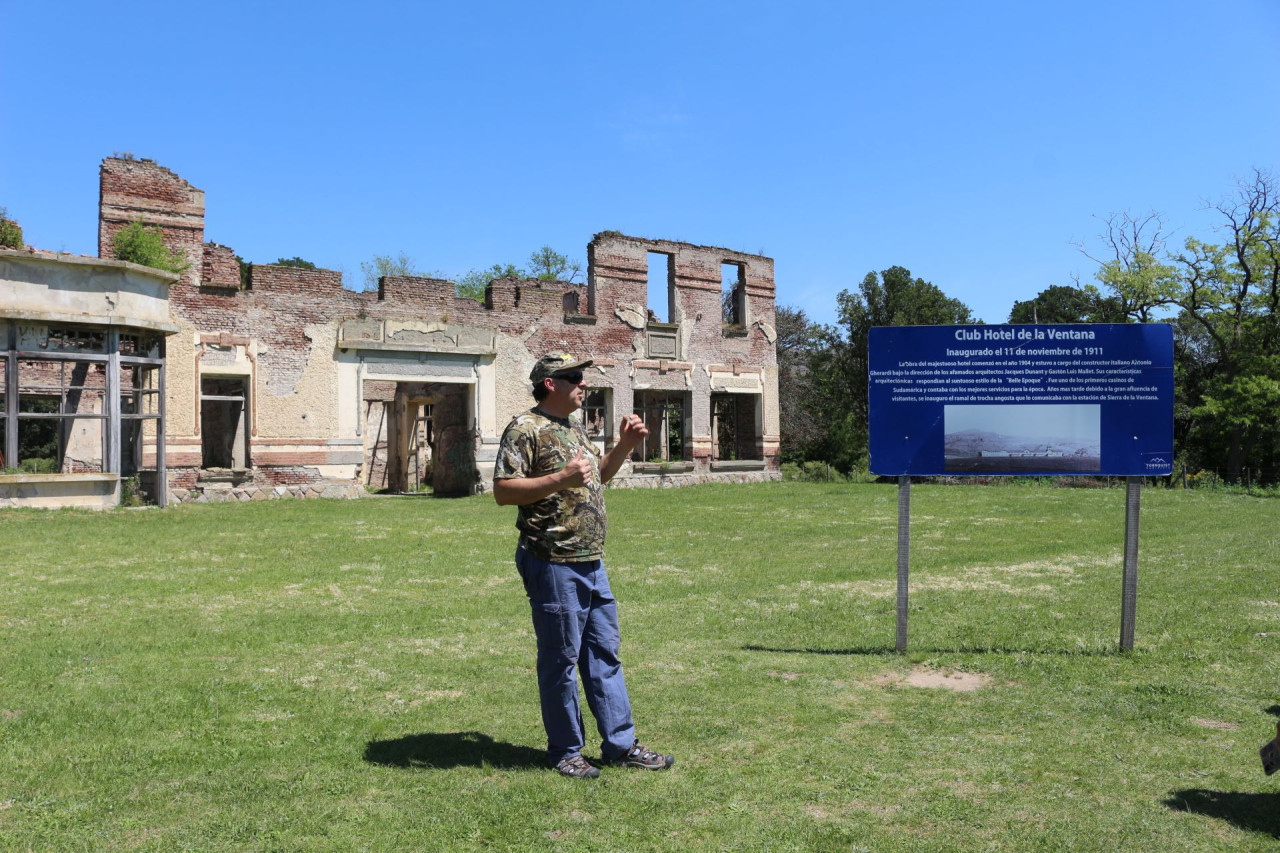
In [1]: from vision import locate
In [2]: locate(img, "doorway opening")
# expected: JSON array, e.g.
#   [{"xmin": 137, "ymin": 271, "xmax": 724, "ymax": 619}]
[
  {"xmin": 364, "ymin": 380, "xmax": 475, "ymax": 495},
  {"xmin": 201, "ymin": 376, "xmax": 249, "ymax": 469}
]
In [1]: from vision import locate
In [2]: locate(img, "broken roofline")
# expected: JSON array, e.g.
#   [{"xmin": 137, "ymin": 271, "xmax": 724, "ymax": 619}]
[
  {"xmin": 590, "ymin": 230, "xmax": 775, "ymax": 263},
  {"xmin": 98, "ymin": 156, "xmax": 774, "ymax": 290}
]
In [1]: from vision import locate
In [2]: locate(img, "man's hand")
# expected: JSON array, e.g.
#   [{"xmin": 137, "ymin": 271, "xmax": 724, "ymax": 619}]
[
  {"xmin": 494, "ymin": 446, "xmax": 593, "ymax": 506},
  {"xmin": 559, "ymin": 448, "xmax": 592, "ymax": 489},
  {"xmin": 618, "ymin": 414, "xmax": 649, "ymax": 451}
]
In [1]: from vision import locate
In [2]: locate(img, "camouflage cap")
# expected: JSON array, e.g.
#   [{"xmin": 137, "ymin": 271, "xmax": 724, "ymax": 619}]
[{"xmin": 529, "ymin": 352, "xmax": 594, "ymax": 383}]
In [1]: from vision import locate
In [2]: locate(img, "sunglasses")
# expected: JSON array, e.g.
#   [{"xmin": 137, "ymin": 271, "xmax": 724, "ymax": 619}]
[{"xmin": 552, "ymin": 371, "xmax": 584, "ymax": 384}]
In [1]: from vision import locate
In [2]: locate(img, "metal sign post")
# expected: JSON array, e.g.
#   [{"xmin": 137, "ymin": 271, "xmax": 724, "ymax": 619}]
[
  {"xmin": 896, "ymin": 475, "xmax": 911, "ymax": 652},
  {"xmin": 1120, "ymin": 476, "xmax": 1141, "ymax": 651}
]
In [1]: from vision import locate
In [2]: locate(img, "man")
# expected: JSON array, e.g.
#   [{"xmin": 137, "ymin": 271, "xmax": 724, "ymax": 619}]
[{"xmin": 494, "ymin": 352, "xmax": 675, "ymax": 779}]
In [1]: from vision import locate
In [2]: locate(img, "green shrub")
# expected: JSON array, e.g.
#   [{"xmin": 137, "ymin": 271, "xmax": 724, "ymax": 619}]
[
  {"xmin": 1186, "ymin": 469, "xmax": 1222, "ymax": 490},
  {"xmin": 119, "ymin": 476, "xmax": 143, "ymax": 507},
  {"xmin": 781, "ymin": 461, "xmax": 859, "ymax": 482},
  {"xmin": 110, "ymin": 221, "xmax": 190, "ymax": 275},
  {"xmin": 0, "ymin": 206, "xmax": 23, "ymax": 249},
  {"xmin": 17, "ymin": 457, "xmax": 56, "ymax": 474}
]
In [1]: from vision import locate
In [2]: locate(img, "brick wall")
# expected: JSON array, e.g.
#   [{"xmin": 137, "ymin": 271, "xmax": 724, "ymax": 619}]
[
  {"xmin": 202, "ymin": 243, "xmax": 240, "ymax": 288},
  {"xmin": 95, "ymin": 158, "xmax": 781, "ymax": 496},
  {"xmin": 99, "ymin": 158, "xmax": 207, "ymax": 289}
]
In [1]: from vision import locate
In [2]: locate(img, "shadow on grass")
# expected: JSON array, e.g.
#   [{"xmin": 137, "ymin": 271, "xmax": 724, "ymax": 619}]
[
  {"xmin": 1164, "ymin": 789, "xmax": 1280, "ymax": 838},
  {"xmin": 364, "ymin": 731, "xmax": 545, "ymax": 771},
  {"xmin": 1265, "ymin": 705, "xmax": 1280, "ymax": 718},
  {"xmin": 742, "ymin": 644, "xmax": 1127, "ymax": 657}
]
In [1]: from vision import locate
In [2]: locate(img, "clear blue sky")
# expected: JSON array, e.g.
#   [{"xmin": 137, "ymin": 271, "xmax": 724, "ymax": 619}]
[{"xmin": 3, "ymin": 1, "xmax": 1277, "ymax": 327}]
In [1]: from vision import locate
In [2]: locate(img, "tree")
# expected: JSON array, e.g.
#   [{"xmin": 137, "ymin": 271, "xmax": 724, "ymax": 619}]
[
  {"xmin": 1008, "ymin": 284, "xmax": 1124, "ymax": 324},
  {"xmin": 110, "ymin": 221, "xmax": 190, "ymax": 275},
  {"xmin": 454, "ymin": 247, "xmax": 581, "ymax": 303},
  {"xmin": 773, "ymin": 305, "xmax": 826, "ymax": 463},
  {"xmin": 1175, "ymin": 172, "xmax": 1280, "ymax": 480},
  {"xmin": 456, "ymin": 263, "xmax": 523, "ymax": 303},
  {"xmin": 806, "ymin": 267, "xmax": 976, "ymax": 472},
  {"xmin": 527, "ymin": 246, "xmax": 581, "ymax": 282},
  {"xmin": 1086, "ymin": 171, "xmax": 1280, "ymax": 481},
  {"xmin": 1079, "ymin": 212, "xmax": 1181, "ymax": 322},
  {"xmin": 274, "ymin": 257, "xmax": 317, "ymax": 269},
  {"xmin": 360, "ymin": 252, "xmax": 421, "ymax": 291}
]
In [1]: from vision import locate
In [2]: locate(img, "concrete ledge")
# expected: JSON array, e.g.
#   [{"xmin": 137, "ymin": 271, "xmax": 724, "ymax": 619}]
[
  {"xmin": 631, "ymin": 461, "xmax": 696, "ymax": 475},
  {"xmin": 171, "ymin": 480, "xmax": 363, "ymax": 504},
  {"xmin": 0, "ymin": 473, "xmax": 120, "ymax": 509},
  {"xmin": 607, "ymin": 470, "xmax": 780, "ymax": 490},
  {"xmin": 709, "ymin": 460, "xmax": 767, "ymax": 472}
]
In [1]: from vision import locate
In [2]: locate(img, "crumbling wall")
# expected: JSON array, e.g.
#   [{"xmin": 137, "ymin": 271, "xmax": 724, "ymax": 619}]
[
  {"xmin": 99, "ymin": 158, "xmax": 206, "ymax": 288},
  {"xmin": 95, "ymin": 158, "xmax": 781, "ymax": 500},
  {"xmin": 581, "ymin": 233, "xmax": 779, "ymax": 469}
]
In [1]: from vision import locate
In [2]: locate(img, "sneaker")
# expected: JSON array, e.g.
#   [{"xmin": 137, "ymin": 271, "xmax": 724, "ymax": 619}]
[
  {"xmin": 606, "ymin": 742, "xmax": 674, "ymax": 771},
  {"xmin": 554, "ymin": 754, "xmax": 601, "ymax": 779}
]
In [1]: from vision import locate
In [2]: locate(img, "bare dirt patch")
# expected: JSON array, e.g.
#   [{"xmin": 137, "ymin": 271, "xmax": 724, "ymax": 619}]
[
  {"xmin": 1192, "ymin": 717, "xmax": 1239, "ymax": 731},
  {"xmin": 878, "ymin": 666, "xmax": 992, "ymax": 692}
]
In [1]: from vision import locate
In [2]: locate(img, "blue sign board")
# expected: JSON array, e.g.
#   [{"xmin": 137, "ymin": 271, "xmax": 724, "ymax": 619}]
[{"xmin": 868, "ymin": 324, "xmax": 1174, "ymax": 477}]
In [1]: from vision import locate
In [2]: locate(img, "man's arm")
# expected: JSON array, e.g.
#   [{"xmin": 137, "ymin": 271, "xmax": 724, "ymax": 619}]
[
  {"xmin": 493, "ymin": 449, "xmax": 591, "ymax": 506},
  {"xmin": 599, "ymin": 413, "xmax": 648, "ymax": 485}
]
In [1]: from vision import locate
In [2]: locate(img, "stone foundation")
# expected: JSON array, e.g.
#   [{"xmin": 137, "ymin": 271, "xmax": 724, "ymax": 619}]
[
  {"xmin": 170, "ymin": 481, "xmax": 363, "ymax": 503},
  {"xmin": 608, "ymin": 469, "xmax": 781, "ymax": 489}
]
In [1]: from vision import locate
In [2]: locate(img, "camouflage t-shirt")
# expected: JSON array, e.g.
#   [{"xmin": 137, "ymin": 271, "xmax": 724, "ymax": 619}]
[{"xmin": 494, "ymin": 408, "xmax": 606, "ymax": 562}]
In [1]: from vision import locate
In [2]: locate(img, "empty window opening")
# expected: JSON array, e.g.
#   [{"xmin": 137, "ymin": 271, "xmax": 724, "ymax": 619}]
[
  {"xmin": 120, "ymin": 364, "xmax": 161, "ymax": 476},
  {"xmin": 647, "ymin": 252, "xmax": 674, "ymax": 324},
  {"xmin": 633, "ymin": 391, "xmax": 686, "ymax": 462},
  {"xmin": 581, "ymin": 389, "xmax": 609, "ymax": 446},
  {"xmin": 721, "ymin": 263, "xmax": 746, "ymax": 327},
  {"xmin": 17, "ymin": 396, "xmax": 60, "ymax": 473},
  {"xmin": 711, "ymin": 393, "xmax": 762, "ymax": 461},
  {"xmin": 2, "ymin": 324, "xmax": 167, "ymax": 489},
  {"xmin": 117, "ymin": 331, "xmax": 162, "ymax": 359},
  {"xmin": 15, "ymin": 359, "xmax": 107, "ymax": 474},
  {"xmin": 201, "ymin": 376, "xmax": 249, "ymax": 469},
  {"xmin": 45, "ymin": 327, "xmax": 107, "ymax": 353}
]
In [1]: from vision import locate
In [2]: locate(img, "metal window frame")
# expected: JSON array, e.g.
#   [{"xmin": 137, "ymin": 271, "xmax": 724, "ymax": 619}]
[{"xmin": 2, "ymin": 321, "xmax": 168, "ymax": 505}]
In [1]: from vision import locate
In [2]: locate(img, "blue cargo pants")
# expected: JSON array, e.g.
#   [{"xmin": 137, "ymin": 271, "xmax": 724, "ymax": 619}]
[{"xmin": 516, "ymin": 545, "xmax": 637, "ymax": 763}]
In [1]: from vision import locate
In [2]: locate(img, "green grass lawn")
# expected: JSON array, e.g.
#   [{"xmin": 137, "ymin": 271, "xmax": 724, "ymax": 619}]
[{"xmin": 1, "ymin": 481, "xmax": 1278, "ymax": 851}]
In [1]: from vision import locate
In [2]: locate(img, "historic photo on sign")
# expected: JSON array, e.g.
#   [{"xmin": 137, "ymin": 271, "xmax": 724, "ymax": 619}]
[{"xmin": 944, "ymin": 404, "xmax": 1101, "ymax": 474}]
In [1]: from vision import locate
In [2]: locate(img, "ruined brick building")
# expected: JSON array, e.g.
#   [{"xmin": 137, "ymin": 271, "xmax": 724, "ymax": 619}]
[{"xmin": 2, "ymin": 157, "xmax": 780, "ymax": 506}]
